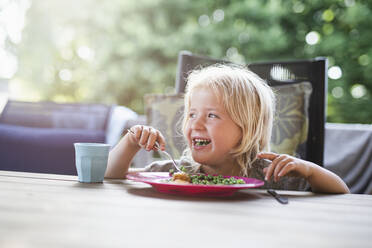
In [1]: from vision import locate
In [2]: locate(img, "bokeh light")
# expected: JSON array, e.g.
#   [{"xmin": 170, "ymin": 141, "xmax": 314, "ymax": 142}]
[
  {"xmin": 305, "ymin": 31, "xmax": 320, "ymax": 45},
  {"xmin": 351, "ymin": 84, "xmax": 367, "ymax": 99},
  {"xmin": 332, "ymin": 86, "xmax": 344, "ymax": 98},
  {"xmin": 198, "ymin": 15, "xmax": 210, "ymax": 27},
  {"xmin": 77, "ymin": 46, "xmax": 94, "ymax": 61},
  {"xmin": 293, "ymin": 2, "xmax": 305, "ymax": 13},
  {"xmin": 322, "ymin": 24, "xmax": 334, "ymax": 35},
  {"xmin": 358, "ymin": 54, "xmax": 370, "ymax": 66},
  {"xmin": 226, "ymin": 47, "xmax": 244, "ymax": 63},
  {"xmin": 322, "ymin": 9, "xmax": 334, "ymax": 22},
  {"xmin": 226, "ymin": 47, "xmax": 238, "ymax": 58},
  {"xmin": 213, "ymin": 9, "xmax": 224, "ymax": 23},
  {"xmin": 328, "ymin": 66, "xmax": 342, "ymax": 80}
]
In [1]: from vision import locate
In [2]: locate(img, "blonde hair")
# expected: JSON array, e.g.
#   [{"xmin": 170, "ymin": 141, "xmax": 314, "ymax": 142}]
[{"xmin": 182, "ymin": 64, "xmax": 275, "ymax": 176}]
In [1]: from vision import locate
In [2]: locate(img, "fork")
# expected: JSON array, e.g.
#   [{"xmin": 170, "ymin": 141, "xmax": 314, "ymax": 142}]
[
  {"xmin": 126, "ymin": 129, "xmax": 183, "ymax": 173},
  {"xmin": 267, "ymin": 189, "xmax": 288, "ymax": 204}
]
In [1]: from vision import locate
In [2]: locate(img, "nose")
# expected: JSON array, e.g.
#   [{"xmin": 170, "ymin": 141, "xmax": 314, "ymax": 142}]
[{"xmin": 190, "ymin": 115, "xmax": 205, "ymax": 130}]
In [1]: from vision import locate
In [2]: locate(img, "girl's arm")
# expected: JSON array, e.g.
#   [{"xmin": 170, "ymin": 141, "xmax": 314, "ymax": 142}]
[
  {"xmin": 105, "ymin": 125, "xmax": 165, "ymax": 179},
  {"xmin": 257, "ymin": 152, "xmax": 350, "ymax": 194}
]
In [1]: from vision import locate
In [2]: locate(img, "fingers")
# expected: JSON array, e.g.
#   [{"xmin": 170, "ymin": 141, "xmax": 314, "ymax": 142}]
[
  {"xmin": 276, "ymin": 162, "xmax": 296, "ymax": 179},
  {"xmin": 263, "ymin": 154, "xmax": 297, "ymax": 182},
  {"xmin": 128, "ymin": 125, "xmax": 165, "ymax": 151},
  {"xmin": 262, "ymin": 153, "xmax": 305, "ymax": 182},
  {"xmin": 273, "ymin": 157, "xmax": 294, "ymax": 182},
  {"xmin": 156, "ymin": 132, "xmax": 166, "ymax": 150},
  {"xmin": 264, "ymin": 154, "xmax": 284, "ymax": 181},
  {"xmin": 138, "ymin": 126, "xmax": 152, "ymax": 150},
  {"xmin": 142, "ymin": 127, "xmax": 165, "ymax": 151},
  {"xmin": 257, "ymin": 152, "xmax": 279, "ymax": 161},
  {"xmin": 129, "ymin": 125, "xmax": 143, "ymax": 140}
]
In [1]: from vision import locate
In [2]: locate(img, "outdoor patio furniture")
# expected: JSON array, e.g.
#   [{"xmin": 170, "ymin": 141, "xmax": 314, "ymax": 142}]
[
  {"xmin": 324, "ymin": 123, "xmax": 372, "ymax": 194},
  {"xmin": 0, "ymin": 100, "xmax": 137, "ymax": 175}
]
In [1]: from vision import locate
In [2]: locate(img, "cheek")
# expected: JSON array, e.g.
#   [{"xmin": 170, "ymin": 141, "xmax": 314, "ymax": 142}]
[
  {"xmin": 218, "ymin": 127, "xmax": 242, "ymax": 148},
  {"xmin": 232, "ymin": 130, "xmax": 243, "ymax": 147}
]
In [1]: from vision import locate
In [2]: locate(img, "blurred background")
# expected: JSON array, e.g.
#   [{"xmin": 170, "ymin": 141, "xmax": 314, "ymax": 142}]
[{"xmin": 0, "ymin": 0, "xmax": 371, "ymax": 123}]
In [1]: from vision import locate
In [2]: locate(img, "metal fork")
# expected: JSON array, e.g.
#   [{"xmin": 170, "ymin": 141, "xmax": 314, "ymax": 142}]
[{"xmin": 127, "ymin": 129, "xmax": 183, "ymax": 172}]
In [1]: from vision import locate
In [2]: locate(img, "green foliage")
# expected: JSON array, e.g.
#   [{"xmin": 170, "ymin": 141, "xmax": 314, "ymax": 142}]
[{"xmin": 13, "ymin": 0, "xmax": 372, "ymax": 122}]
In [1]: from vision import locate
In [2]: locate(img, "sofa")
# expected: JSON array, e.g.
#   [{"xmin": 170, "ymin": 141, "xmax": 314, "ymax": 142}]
[{"xmin": 0, "ymin": 100, "xmax": 139, "ymax": 175}]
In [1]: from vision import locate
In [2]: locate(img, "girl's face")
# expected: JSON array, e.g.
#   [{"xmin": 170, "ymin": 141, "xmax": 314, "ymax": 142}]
[{"xmin": 185, "ymin": 87, "xmax": 242, "ymax": 171}]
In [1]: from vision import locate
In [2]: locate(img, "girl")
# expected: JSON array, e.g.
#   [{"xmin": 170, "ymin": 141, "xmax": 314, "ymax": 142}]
[{"xmin": 105, "ymin": 64, "xmax": 349, "ymax": 193}]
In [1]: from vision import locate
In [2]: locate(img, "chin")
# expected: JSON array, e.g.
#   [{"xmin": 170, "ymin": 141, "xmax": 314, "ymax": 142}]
[
  {"xmin": 191, "ymin": 153, "xmax": 205, "ymax": 164},
  {"xmin": 191, "ymin": 154, "xmax": 212, "ymax": 165}
]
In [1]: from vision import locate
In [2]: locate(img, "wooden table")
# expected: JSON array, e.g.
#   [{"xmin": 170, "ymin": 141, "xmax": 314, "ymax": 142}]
[{"xmin": 1, "ymin": 170, "xmax": 371, "ymax": 248}]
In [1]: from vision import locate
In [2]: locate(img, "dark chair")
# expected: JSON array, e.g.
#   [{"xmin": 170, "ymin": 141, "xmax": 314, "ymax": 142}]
[{"xmin": 175, "ymin": 50, "xmax": 327, "ymax": 166}]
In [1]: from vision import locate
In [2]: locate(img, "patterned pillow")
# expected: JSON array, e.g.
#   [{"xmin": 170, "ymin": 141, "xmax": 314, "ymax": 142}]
[
  {"xmin": 270, "ymin": 82, "xmax": 312, "ymax": 158},
  {"xmin": 144, "ymin": 81, "xmax": 312, "ymax": 161}
]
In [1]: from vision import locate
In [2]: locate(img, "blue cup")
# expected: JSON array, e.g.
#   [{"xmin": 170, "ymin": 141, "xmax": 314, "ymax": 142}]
[{"xmin": 74, "ymin": 143, "xmax": 111, "ymax": 183}]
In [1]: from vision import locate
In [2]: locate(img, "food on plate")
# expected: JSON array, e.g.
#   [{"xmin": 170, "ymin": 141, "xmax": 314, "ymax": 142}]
[
  {"xmin": 168, "ymin": 169, "xmax": 245, "ymax": 185},
  {"xmin": 188, "ymin": 174, "xmax": 245, "ymax": 185},
  {"xmin": 171, "ymin": 172, "xmax": 191, "ymax": 184}
]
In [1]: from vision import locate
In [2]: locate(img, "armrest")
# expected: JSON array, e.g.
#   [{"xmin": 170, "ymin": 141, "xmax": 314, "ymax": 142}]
[{"xmin": 324, "ymin": 123, "xmax": 372, "ymax": 194}]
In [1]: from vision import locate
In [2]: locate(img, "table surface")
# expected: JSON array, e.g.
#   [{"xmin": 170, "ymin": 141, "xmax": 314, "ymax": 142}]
[{"xmin": 1, "ymin": 170, "xmax": 371, "ymax": 248}]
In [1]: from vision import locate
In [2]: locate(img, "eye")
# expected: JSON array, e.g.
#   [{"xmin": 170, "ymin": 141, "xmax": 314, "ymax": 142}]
[
  {"xmin": 208, "ymin": 113, "xmax": 218, "ymax": 118},
  {"xmin": 189, "ymin": 112, "xmax": 196, "ymax": 118}
]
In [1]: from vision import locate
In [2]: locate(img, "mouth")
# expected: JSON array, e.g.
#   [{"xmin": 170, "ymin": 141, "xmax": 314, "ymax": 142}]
[{"xmin": 192, "ymin": 138, "xmax": 211, "ymax": 147}]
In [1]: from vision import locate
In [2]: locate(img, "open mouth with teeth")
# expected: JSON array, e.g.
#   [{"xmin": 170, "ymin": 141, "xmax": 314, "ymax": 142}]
[{"xmin": 193, "ymin": 138, "xmax": 211, "ymax": 147}]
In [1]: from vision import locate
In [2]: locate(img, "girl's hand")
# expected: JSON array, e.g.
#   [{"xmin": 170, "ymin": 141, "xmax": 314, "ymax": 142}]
[
  {"xmin": 127, "ymin": 125, "xmax": 166, "ymax": 151},
  {"xmin": 257, "ymin": 152, "xmax": 314, "ymax": 182}
]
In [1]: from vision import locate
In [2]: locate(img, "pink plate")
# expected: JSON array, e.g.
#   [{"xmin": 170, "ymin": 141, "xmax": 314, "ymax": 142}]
[{"xmin": 127, "ymin": 172, "xmax": 264, "ymax": 197}]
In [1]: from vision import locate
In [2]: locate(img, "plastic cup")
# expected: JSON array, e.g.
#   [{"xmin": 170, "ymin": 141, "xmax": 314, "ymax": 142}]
[{"xmin": 74, "ymin": 143, "xmax": 111, "ymax": 183}]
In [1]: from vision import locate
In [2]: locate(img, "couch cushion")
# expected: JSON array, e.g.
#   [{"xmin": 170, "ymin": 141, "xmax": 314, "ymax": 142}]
[
  {"xmin": 0, "ymin": 100, "xmax": 111, "ymax": 131},
  {"xmin": 0, "ymin": 124, "xmax": 105, "ymax": 175}
]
